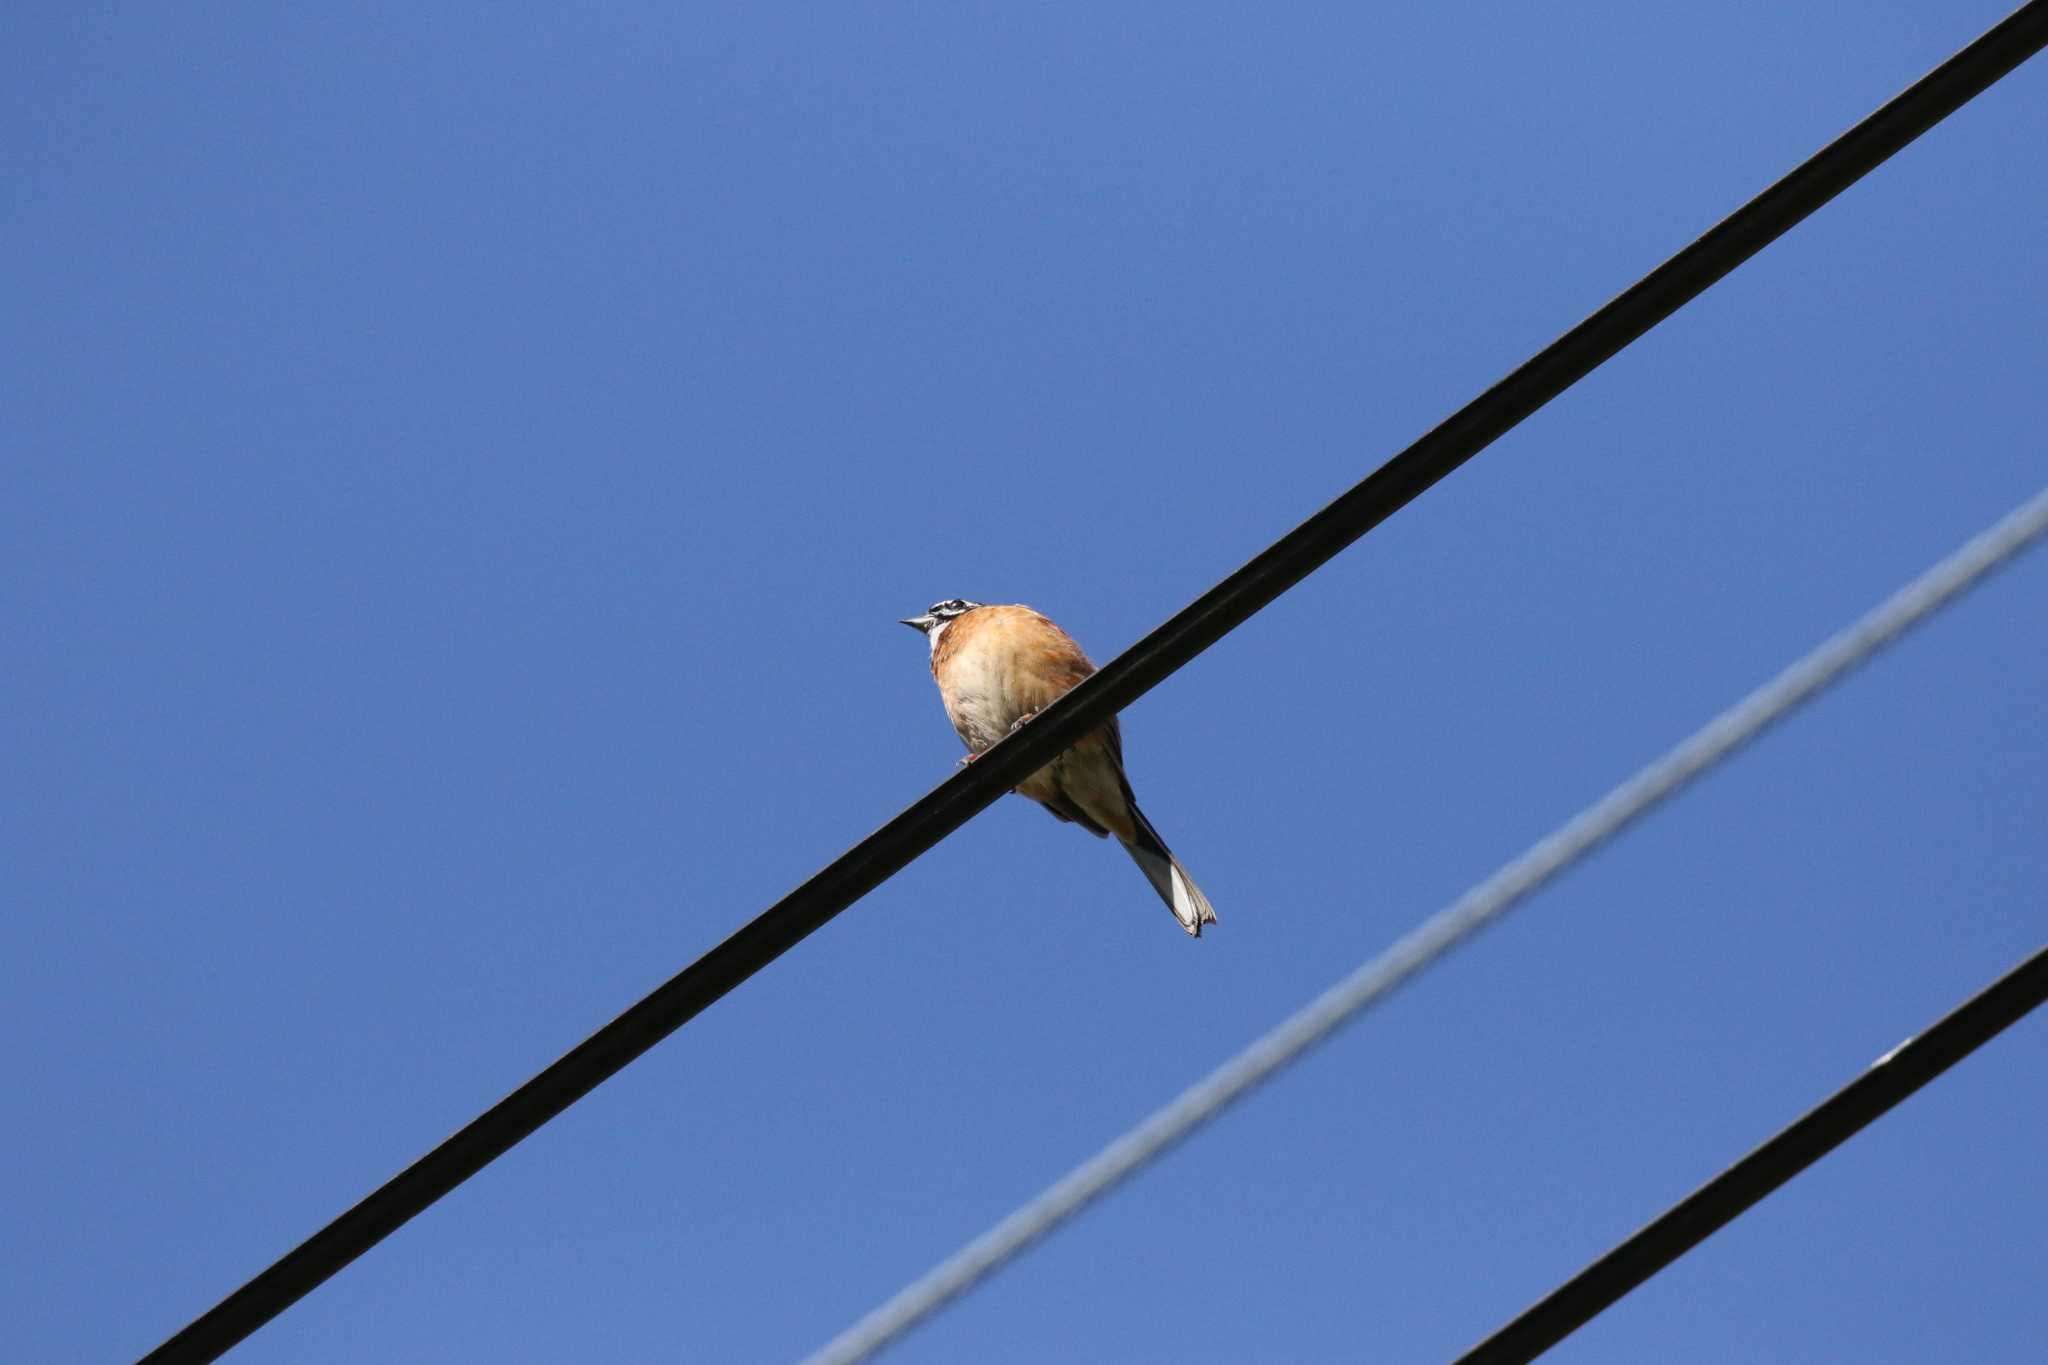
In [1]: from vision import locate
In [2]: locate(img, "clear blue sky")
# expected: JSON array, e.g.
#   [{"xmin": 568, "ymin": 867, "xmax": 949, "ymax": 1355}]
[{"xmin": 5, "ymin": 5, "xmax": 2044, "ymax": 1362}]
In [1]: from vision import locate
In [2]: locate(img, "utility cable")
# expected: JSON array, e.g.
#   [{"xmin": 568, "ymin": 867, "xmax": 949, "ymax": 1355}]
[
  {"xmin": 803, "ymin": 483, "xmax": 2048, "ymax": 1364},
  {"xmin": 138, "ymin": 5, "xmax": 2048, "ymax": 1360},
  {"xmin": 1450, "ymin": 939, "xmax": 2048, "ymax": 1365}
]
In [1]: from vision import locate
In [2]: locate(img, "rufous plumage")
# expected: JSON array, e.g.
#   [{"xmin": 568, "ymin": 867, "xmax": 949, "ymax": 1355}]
[{"xmin": 900, "ymin": 599, "xmax": 1219, "ymax": 936}]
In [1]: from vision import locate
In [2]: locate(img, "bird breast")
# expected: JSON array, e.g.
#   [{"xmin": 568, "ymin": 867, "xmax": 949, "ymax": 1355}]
[
  {"xmin": 931, "ymin": 606, "xmax": 1094, "ymax": 754},
  {"xmin": 938, "ymin": 633, "xmax": 1034, "ymax": 752}
]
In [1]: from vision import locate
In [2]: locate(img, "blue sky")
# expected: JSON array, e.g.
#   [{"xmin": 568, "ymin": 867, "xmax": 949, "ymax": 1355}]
[{"xmin": 5, "ymin": 5, "xmax": 2044, "ymax": 1362}]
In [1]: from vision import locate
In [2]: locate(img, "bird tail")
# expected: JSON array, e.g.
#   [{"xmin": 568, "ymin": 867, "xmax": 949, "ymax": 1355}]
[{"xmin": 1120, "ymin": 802, "xmax": 1218, "ymax": 937}]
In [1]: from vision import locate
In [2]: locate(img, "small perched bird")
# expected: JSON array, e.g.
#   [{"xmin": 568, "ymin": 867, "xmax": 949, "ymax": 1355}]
[{"xmin": 900, "ymin": 599, "xmax": 1219, "ymax": 937}]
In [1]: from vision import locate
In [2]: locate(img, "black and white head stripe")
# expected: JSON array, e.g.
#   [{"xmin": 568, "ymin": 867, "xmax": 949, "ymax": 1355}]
[{"xmin": 900, "ymin": 598, "xmax": 985, "ymax": 635}]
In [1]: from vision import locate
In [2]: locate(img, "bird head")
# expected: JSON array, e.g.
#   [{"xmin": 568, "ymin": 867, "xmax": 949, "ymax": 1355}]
[{"xmin": 899, "ymin": 598, "xmax": 982, "ymax": 634}]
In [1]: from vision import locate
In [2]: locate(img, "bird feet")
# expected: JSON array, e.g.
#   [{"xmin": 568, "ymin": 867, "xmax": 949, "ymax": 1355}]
[{"xmin": 960, "ymin": 710, "xmax": 1043, "ymax": 766}]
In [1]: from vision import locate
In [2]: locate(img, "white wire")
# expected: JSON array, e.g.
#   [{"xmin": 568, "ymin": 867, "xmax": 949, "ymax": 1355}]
[{"xmin": 803, "ymin": 484, "xmax": 2048, "ymax": 1365}]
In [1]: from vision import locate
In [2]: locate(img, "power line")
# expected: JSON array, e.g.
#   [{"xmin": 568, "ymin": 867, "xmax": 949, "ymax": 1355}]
[
  {"xmin": 138, "ymin": 5, "xmax": 2048, "ymax": 1361},
  {"xmin": 1452, "ymin": 941, "xmax": 2048, "ymax": 1365},
  {"xmin": 803, "ymin": 483, "xmax": 2048, "ymax": 1365}
]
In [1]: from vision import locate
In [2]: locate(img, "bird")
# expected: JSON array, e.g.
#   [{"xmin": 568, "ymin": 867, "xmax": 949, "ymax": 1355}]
[{"xmin": 899, "ymin": 599, "xmax": 1218, "ymax": 937}]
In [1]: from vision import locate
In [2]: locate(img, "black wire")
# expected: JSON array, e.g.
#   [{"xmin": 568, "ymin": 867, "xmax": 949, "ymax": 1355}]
[
  {"xmin": 1452, "ymin": 942, "xmax": 2048, "ymax": 1365},
  {"xmin": 138, "ymin": 5, "xmax": 2048, "ymax": 1362}
]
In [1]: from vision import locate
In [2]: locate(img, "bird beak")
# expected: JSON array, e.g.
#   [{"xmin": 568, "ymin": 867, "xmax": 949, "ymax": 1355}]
[{"xmin": 900, "ymin": 614, "xmax": 936, "ymax": 633}]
